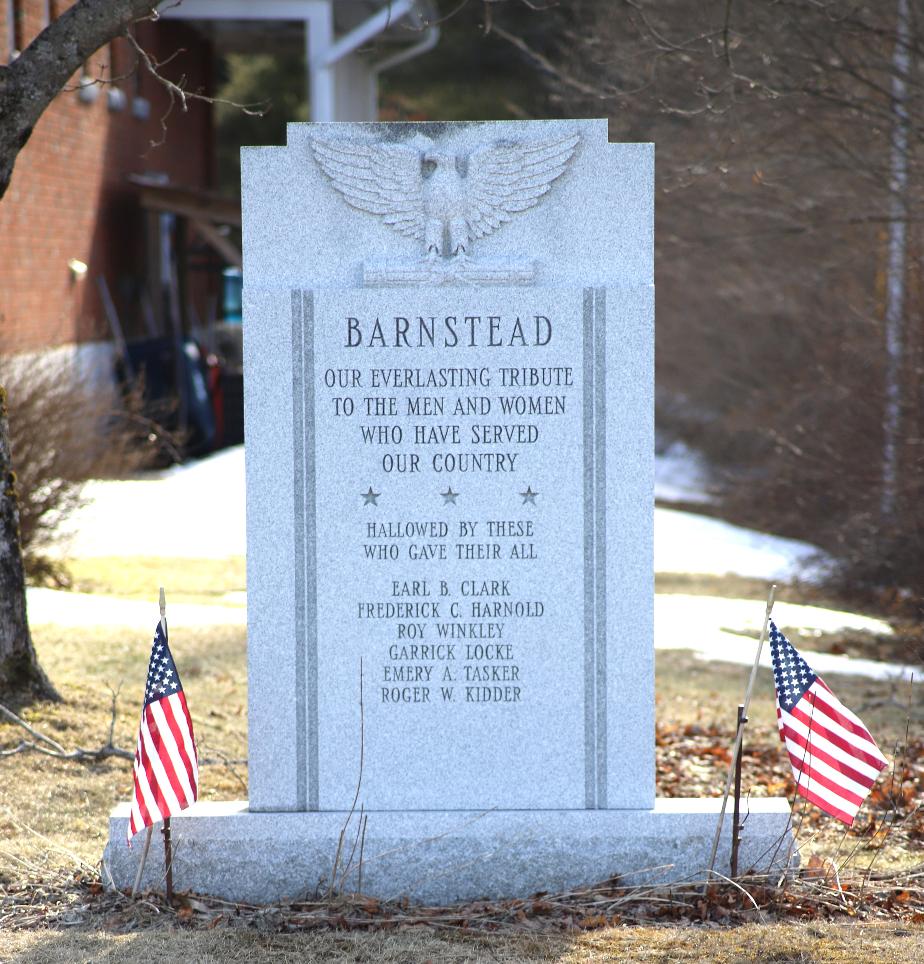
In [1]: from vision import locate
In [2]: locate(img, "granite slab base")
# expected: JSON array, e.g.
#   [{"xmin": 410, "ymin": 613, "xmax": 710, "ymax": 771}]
[{"xmin": 104, "ymin": 799, "xmax": 794, "ymax": 905}]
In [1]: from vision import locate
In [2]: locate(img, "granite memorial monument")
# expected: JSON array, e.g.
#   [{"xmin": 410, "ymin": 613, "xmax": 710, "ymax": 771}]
[{"xmin": 105, "ymin": 119, "xmax": 792, "ymax": 902}]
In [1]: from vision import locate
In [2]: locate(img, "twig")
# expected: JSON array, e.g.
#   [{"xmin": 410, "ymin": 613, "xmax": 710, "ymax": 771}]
[
  {"xmin": 722, "ymin": 0, "xmax": 735, "ymax": 67},
  {"xmin": 0, "ymin": 848, "xmax": 44, "ymax": 873},
  {"xmin": 0, "ymin": 741, "xmax": 29, "ymax": 757},
  {"xmin": 859, "ymin": 675, "xmax": 915, "ymax": 898},
  {"xmin": 1, "ymin": 693, "xmax": 233, "ymax": 768},
  {"xmin": 105, "ymin": 683, "xmax": 122, "ymax": 748},
  {"xmin": 124, "ymin": 31, "xmax": 267, "ymax": 150},
  {"xmin": 0, "ymin": 806, "xmax": 96, "ymax": 872},
  {"xmin": 132, "ymin": 826, "xmax": 153, "ymax": 897},
  {"xmin": 328, "ymin": 658, "xmax": 365, "ymax": 898},
  {"xmin": 357, "ymin": 813, "xmax": 368, "ymax": 896},
  {"xmin": 491, "ymin": 23, "xmax": 608, "ymax": 99},
  {"xmin": 195, "ymin": 741, "xmax": 247, "ymax": 793},
  {"xmin": 701, "ymin": 867, "xmax": 765, "ymax": 920},
  {"xmin": 0, "ymin": 737, "xmax": 131, "ymax": 760},
  {"xmin": 0, "ymin": 702, "xmax": 67, "ymax": 753},
  {"xmin": 0, "ymin": 698, "xmax": 132, "ymax": 761},
  {"xmin": 339, "ymin": 804, "xmax": 365, "ymax": 893}
]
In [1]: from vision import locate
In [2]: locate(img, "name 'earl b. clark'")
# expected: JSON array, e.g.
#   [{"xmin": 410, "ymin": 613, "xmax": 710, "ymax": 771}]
[{"xmin": 345, "ymin": 314, "xmax": 553, "ymax": 349}]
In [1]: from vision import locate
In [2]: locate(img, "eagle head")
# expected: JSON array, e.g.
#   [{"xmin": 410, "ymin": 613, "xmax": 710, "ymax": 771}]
[{"xmin": 423, "ymin": 149, "xmax": 454, "ymax": 171}]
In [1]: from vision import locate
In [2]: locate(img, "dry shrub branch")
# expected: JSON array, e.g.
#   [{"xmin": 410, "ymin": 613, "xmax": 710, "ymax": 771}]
[
  {"xmin": 0, "ymin": 355, "xmax": 179, "ymax": 578},
  {"xmin": 490, "ymin": 0, "xmax": 924, "ymax": 608}
]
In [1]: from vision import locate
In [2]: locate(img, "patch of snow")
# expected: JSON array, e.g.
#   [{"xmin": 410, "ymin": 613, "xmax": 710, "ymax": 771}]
[
  {"xmin": 50, "ymin": 446, "xmax": 247, "ymax": 559},
  {"xmin": 26, "ymin": 585, "xmax": 912, "ymax": 683},
  {"xmin": 654, "ymin": 507, "xmax": 831, "ymax": 583},
  {"xmin": 26, "ymin": 587, "xmax": 245, "ymax": 630},
  {"xmin": 33, "ymin": 443, "xmax": 913, "ymax": 682},
  {"xmin": 655, "ymin": 594, "xmax": 914, "ymax": 682},
  {"xmin": 55, "ymin": 444, "xmax": 829, "ymax": 588},
  {"xmin": 655, "ymin": 440, "xmax": 714, "ymax": 504}
]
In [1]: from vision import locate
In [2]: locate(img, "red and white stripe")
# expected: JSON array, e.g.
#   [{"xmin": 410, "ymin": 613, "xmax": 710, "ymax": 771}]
[
  {"xmin": 128, "ymin": 690, "xmax": 199, "ymax": 840},
  {"xmin": 777, "ymin": 677, "xmax": 888, "ymax": 825}
]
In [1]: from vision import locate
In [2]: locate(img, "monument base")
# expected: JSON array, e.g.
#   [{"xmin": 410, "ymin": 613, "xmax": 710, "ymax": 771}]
[{"xmin": 104, "ymin": 799, "xmax": 794, "ymax": 905}]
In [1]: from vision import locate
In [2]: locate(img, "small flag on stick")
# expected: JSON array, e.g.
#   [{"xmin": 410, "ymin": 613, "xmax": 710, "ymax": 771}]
[
  {"xmin": 128, "ymin": 609, "xmax": 199, "ymax": 842},
  {"xmin": 771, "ymin": 621, "xmax": 888, "ymax": 825}
]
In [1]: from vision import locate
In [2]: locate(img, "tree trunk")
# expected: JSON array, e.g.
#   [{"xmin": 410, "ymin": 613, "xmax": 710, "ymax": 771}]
[
  {"xmin": 1, "ymin": 1, "xmax": 202, "ymax": 699},
  {"xmin": 0, "ymin": 387, "xmax": 59, "ymax": 701},
  {"xmin": 0, "ymin": 0, "xmax": 164, "ymax": 700}
]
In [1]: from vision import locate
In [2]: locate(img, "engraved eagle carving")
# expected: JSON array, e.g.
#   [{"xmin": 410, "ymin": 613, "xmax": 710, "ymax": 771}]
[{"xmin": 311, "ymin": 133, "xmax": 580, "ymax": 261}]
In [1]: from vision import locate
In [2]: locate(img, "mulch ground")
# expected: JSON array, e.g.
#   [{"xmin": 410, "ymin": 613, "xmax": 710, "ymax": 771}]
[
  {"xmin": 3, "ymin": 859, "xmax": 924, "ymax": 935},
  {"xmin": 656, "ymin": 723, "xmax": 924, "ymax": 845}
]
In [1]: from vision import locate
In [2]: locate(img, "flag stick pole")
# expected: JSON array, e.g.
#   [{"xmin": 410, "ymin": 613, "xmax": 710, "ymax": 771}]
[
  {"xmin": 131, "ymin": 587, "xmax": 168, "ymax": 898},
  {"xmin": 157, "ymin": 586, "xmax": 174, "ymax": 903},
  {"xmin": 131, "ymin": 826, "xmax": 153, "ymax": 896},
  {"xmin": 706, "ymin": 584, "xmax": 776, "ymax": 878},
  {"xmin": 730, "ymin": 702, "xmax": 747, "ymax": 878},
  {"xmin": 162, "ymin": 817, "xmax": 174, "ymax": 902}
]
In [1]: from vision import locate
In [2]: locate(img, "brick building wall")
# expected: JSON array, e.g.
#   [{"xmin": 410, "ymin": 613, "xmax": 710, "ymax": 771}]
[{"xmin": 0, "ymin": 1, "xmax": 214, "ymax": 355}]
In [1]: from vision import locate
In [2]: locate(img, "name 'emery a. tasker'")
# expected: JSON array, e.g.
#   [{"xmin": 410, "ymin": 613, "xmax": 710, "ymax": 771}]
[{"xmin": 345, "ymin": 314, "xmax": 553, "ymax": 349}]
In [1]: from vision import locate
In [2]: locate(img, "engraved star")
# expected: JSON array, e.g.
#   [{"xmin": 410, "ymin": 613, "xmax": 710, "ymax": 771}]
[
  {"xmin": 520, "ymin": 485, "xmax": 538, "ymax": 505},
  {"xmin": 441, "ymin": 486, "xmax": 459, "ymax": 505},
  {"xmin": 362, "ymin": 486, "xmax": 380, "ymax": 506}
]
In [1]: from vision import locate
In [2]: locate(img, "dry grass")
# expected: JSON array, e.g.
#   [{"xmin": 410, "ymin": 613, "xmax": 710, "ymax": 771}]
[
  {"xmin": 2, "ymin": 561, "xmax": 922, "ymax": 956},
  {"xmin": 2, "ymin": 922, "xmax": 924, "ymax": 963},
  {"xmin": 0, "ymin": 622, "xmax": 247, "ymax": 869},
  {"xmin": 657, "ymin": 649, "xmax": 915, "ymax": 752},
  {"xmin": 65, "ymin": 556, "xmax": 247, "ymax": 604},
  {"xmin": 3, "ymin": 625, "xmax": 914, "ymax": 873}
]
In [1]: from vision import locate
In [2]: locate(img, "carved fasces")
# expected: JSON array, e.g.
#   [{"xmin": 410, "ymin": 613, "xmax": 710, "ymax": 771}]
[{"xmin": 310, "ymin": 132, "xmax": 580, "ymax": 286}]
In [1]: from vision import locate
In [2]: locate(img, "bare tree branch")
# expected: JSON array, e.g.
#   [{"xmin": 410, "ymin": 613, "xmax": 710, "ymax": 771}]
[
  {"xmin": 0, "ymin": 0, "xmax": 164, "ymax": 200},
  {"xmin": 0, "ymin": 697, "xmax": 246, "ymax": 768},
  {"xmin": 0, "ymin": 699, "xmax": 131, "ymax": 762},
  {"xmin": 124, "ymin": 31, "xmax": 267, "ymax": 151}
]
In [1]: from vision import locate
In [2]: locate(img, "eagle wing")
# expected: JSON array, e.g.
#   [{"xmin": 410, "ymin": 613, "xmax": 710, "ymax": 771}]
[
  {"xmin": 311, "ymin": 136, "xmax": 427, "ymax": 241},
  {"xmin": 465, "ymin": 133, "xmax": 580, "ymax": 241}
]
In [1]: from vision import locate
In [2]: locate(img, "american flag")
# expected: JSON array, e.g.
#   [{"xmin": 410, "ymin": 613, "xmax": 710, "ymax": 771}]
[
  {"xmin": 770, "ymin": 620, "xmax": 888, "ymax": 825},
  {"xmin": 127, "ymin": 618, "xmax": 199, "ymax": 841}
]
